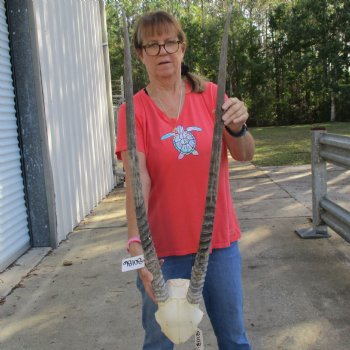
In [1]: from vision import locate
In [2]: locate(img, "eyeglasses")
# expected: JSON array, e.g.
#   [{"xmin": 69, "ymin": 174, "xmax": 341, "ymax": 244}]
[{"xmin": 142, "ymin": 40, "xmax": 182, "ymax": 56}]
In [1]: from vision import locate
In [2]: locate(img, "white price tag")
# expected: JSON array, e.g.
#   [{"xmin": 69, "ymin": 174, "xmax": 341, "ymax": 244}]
[
  {"xmin": 194, "ymin": 328, "xmax": 204, "ymax": 350},
  {"xmin": 121, "ymin": 255, "xmax": 145, "ymax": 272}
]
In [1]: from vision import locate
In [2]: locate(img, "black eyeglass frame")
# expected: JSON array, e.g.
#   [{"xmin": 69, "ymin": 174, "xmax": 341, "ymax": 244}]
[{"xmin": 142, "ymin": 40, "xmax": 182, "ymax": 56}]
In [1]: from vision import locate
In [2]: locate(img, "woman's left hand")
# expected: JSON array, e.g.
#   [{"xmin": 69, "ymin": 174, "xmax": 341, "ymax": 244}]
[{"xmin": 221, "ymin": 97, "xmax": 249, "ymax": 133}]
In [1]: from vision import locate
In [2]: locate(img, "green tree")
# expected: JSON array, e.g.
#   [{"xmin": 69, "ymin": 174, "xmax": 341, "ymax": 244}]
[{"xmin": 106, "ymin": 0, "xmax": 350, "ymax": 124}]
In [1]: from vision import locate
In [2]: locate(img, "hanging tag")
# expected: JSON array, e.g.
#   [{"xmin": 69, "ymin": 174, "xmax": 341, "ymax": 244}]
[
  {"xmin": 121, "ymin": 255, "xmax": 145, "ymax": 272},
  {"xmin": 194, "ymin": 328, "xmax": 204, "ymax": 350}
]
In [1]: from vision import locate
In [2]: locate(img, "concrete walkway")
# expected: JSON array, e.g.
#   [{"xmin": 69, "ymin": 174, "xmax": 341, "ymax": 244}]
[{"xmin": 0, "ymin": 162, "xmax": 349, "ymax": 350}]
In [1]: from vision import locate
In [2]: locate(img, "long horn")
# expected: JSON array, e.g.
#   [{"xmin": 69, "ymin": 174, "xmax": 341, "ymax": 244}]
[
  {"xmin": 187, "ymin": 5, "xmax": 233, "ymax": 305},
  {"xmin": 122, "ymin": 12, "xmax": 169, "ymax": 303}
]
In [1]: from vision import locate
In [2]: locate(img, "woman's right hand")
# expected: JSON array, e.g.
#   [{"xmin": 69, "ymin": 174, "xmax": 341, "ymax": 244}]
[
  {"xmin": 138, "ymin": 267, "xmax": 156, "ymax": 303},
  {"xmin": 138, "ymin": 258, "xmax": 165, "ymax": 303}
]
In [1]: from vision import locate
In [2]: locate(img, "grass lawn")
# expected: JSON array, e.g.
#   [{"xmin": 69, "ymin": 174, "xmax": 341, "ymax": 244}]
[{"xmin": 249, "ymin": 122, "xmax": 350, "ymax": 167}]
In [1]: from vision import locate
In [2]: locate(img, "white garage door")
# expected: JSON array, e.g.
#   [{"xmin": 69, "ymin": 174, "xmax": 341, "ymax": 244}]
[{"xmin": 0, "ymin": 0, "xmax": 30, "ymax": 272}]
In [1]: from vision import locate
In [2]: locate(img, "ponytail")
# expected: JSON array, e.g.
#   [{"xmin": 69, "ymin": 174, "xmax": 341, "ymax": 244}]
[{"xmin": 181, "ymin": 63, "xmax": 207, "ymax": 93}]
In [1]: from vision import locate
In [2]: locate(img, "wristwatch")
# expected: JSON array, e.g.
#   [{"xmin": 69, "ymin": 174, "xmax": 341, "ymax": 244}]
[{"xmin": 225, "ymin": 123, "xmax": 248, "ymax": 138}]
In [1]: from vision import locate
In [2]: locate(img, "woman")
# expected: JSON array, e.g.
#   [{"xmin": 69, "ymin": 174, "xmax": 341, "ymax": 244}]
[{"xmin": 116, "ymin": 10, "xmax": 255, "ymax": 350}]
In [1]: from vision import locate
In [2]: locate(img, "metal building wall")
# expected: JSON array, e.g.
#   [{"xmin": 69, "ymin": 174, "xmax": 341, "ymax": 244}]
[
  {"xmin": 32, "ymin": 0, "xmax": 114, "ymax": 242},
  {"xmin": 0, "ymin": 0, "xmax": 30, "ymax": 271}
]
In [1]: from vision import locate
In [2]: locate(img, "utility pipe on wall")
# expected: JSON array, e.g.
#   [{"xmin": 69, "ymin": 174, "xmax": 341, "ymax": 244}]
[{"xmin": 99, "ymin": 0, "xmax": 117, "ymax": 184}]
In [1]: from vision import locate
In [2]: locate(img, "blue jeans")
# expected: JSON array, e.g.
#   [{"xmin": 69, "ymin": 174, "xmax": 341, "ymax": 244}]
[{"xmin": 136, "ymin": 242, "xmax": 252, "ymax": 350}]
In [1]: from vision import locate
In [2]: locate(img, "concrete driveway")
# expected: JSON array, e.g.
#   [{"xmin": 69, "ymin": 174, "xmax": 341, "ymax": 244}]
[{"xmin": 0, "ymin": 162, "xmax": 349, "ymax": 350}]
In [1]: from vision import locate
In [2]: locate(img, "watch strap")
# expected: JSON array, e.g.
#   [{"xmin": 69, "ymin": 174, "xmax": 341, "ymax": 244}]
[{"xmin": 225, "ymin": 123, "xmax": 248, "ymax": 138}]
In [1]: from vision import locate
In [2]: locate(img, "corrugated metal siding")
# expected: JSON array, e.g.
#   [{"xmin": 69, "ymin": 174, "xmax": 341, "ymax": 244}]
[
  {"xmin": 0, "ymin": 0, "xmax": 30, "ymax": 272},
  {"xmin": 33, "ymin": 0, "xmax": 114, "ymax": 241}
]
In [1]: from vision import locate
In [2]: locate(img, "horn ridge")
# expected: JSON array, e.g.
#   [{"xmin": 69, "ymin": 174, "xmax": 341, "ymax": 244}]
[
  {"xmin": 187, "ymin": 5, "xmax": 233, "ymax": 305},
  {"xmin": 122, "ymin": 11, "xmax": 169, "ymax": 303}
]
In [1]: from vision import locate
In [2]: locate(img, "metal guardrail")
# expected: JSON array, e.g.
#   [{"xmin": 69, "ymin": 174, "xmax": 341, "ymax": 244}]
[
  {"xmin": 112, "ymin": 76, "xmax": 125, "ymax": 106},
  {"xmin": 295, "ymin": 129, "xmax": 350, "ymax": 242}
]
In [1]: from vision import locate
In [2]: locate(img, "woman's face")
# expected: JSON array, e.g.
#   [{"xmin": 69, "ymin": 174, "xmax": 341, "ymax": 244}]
[{"xmin": 138, "ymin": 28, "xmax": 186, "ymax": 82}]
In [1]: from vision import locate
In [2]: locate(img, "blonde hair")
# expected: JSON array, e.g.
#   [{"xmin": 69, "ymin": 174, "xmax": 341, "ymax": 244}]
[{"xmin": 133, "ymin": 11, "xmax": 206, "ymax": 93}]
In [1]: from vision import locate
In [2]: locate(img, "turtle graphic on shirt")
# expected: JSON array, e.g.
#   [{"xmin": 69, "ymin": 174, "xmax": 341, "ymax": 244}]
[{"xmin": 161, "ymin": 125, "xmax": 202, "ymax": 159}]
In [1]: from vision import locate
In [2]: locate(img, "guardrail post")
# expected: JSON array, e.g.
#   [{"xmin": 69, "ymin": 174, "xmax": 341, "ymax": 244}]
[{"xmin": 295, "ymin": 128, "xmax": 330, "ymax": 238}]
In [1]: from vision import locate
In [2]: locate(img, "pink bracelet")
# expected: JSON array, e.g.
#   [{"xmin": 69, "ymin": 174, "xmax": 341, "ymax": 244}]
[{"xmin": 127, "ymin": 237, "xmax": 141, "ymax": 252}]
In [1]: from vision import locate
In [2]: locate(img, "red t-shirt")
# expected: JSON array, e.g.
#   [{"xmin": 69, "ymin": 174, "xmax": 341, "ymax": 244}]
[{"xmin": 116, "ymin": 81, "xmax": 241, "ymax": 257}]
